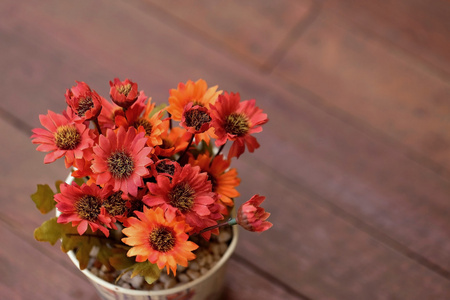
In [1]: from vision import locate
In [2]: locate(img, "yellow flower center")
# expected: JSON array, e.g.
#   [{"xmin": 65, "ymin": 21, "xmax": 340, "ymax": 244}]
[
  {"xmin": 77, "ymin": 97, "xmax": 94, "ymax": 117},
  {"xmin": 54, "ymin": 125, "xmax": 81, "ymax": 150},
  {"xmin": 149, "ymin": 226, "xmax": 176, "ymax": 252},
  {"xmin": 76, "ymin": 195, "xmax": 101, "ymax": 221},
  {"xmin": 107, "ymin": 151, "xmax": 134, "ymax": 179},
  {"xmin": 224, "ymin": 113, "xmax": 249, "ymax": 136},
  {"xmin": 103, "ymin": 191, "xmax": 127, "ymax": 216},
  {"xmin": 169, "ymin": 182, "xmax": 195, "ymax": 212},
  {"xmin": 134, "ymin": 118, "xmax": 153, "ymax": 136},
  {"xmin": 117, "ymin": 83, "xmax": 132, "ymax": 96},
  {"xmin": 184, "ymin": 108, "xmax": 211, "ymax": 131}
]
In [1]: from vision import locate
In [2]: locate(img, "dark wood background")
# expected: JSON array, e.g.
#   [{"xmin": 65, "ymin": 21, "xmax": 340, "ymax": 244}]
[{"xmin": 2, "ymin": 0, "xmax": 450, "ymax": 299}]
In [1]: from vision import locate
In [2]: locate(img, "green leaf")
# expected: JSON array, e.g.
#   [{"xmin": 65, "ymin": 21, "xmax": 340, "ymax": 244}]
[
  {"xmin": 109, "ymin": 248, "xmax": 135, "ymax": 271},
  {"xmin": 54, "ymin": 180, "xmax": 64, "ymax": 194},
  {"xmin": 34, "ymin": 217, "xmax": 64, "ymax": 245},
  {"xmin": 130, "ymin": 260, "xmax": 161, "ymax": 285},
  {"xmin": 31, "ymin": 184, "xmax": 56, "ymax": 214},
  {"xmin": 73, "ymin": 176, "xmax": 86, "ymax": 186},
  {"xmin": 148, "ymin": 103, "xmax": 166, "ymax": 118}
]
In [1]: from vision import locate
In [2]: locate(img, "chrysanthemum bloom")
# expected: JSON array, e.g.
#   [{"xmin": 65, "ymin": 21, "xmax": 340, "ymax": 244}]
[
  {"xmin": 65, "ymin": 81, "xmax": 103, "ymax": 120},
  {"xmin": 115, "ymin": 97, "xmax": 165, "ymax": 147},
  {"xmin": 210, "ymin": 92, "xmax": 268, "ymax": 159},
  {"xmin": 189, "ymin": 153, "xmax": 240, "ymax": 212},
  {"xmin": 55, "ymin": 182, "xmax": 113, "ymax": 236},
  {"xmin": 109, "ymin": 78, "xmax": 140, "ymax": 109},
  {"xmin": 31, "ymin": 110, "xmax": 95, "ymax": 167},
  {"xmin": 153, "ymin": 121, "xmax": 189, "ymax": 157},
  {"xmin": 167, "ymin": 79, "xmax": 221, "ymax": 120},
  {"xmin": 236, "ymin": 195, "xmax": 272, "ymax": 232},
  {"xmin": 167, "ymin": 79, "xmax": 221, "ymax": 145},
  {"xmin": 122, "ymin": 206, "xmax": 198, "ymax": 275},
  {"xmin": 91, "ymin": 126, "xmax": 153, "ymax": 197},
  {"xmin": 143, "ymin": 164, "xmax": 221, "ymax": 234}
]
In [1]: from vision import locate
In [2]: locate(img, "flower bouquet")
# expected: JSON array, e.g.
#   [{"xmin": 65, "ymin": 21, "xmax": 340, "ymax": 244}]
[{"xmin": 30, "ymin": 78, "xmax": 272, "ymax": 298}]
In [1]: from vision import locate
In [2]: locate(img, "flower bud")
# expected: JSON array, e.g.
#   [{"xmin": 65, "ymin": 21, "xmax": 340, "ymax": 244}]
[{"xmin": 236, "ymin": 195, "xmax": 272, "ymax": 232}]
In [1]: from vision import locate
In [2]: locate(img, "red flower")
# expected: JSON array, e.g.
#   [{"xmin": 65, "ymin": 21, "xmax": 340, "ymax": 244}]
[
  {"xmin": 236, "ymin": 195, "xmax": 272, "ymax": 232},
  {"xmin": 180, "ymin": 103, "xmax": 212, "ymax": 134},
  {"xmin": 91, "ymin": 126, "xmax": 152, "ymax": 197},
  {"xmin": 210, "ymin": 92, "xmax": 268, "ymax": 159},
  {"xmin": 55, "ymin": 182, "xmax": 113, "ymax": 236},
  {"xmin": 143, "ymin": 164, "xmax": 223, "ymax": 236},
  {"xmin": 65, "ymin": 81, "xmax": 103, "ymax": 120},
  {"xmin": 31, "ymin": 110, "xmax": 95, "ymax": 167},
  {"xmin": 109, "ymin": 78, "xmax": 140, "ymax": 109}
]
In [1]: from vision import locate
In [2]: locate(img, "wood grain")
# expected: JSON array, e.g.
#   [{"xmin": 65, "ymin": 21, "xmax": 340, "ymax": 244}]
[{"xmin": 273, "ymin": 8, "xmax": 450, "ymax": 175}]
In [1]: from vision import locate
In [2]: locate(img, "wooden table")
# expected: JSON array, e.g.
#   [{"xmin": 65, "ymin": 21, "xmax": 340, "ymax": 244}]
[{"xmin": 1, "ymin": 0, "xmax": 450, "ymax": 299}]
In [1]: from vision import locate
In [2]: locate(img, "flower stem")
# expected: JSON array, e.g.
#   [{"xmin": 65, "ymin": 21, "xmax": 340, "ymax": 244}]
[
  {"xmin": 198, "ymin": 218, "xmax": 237, "ymax": 235},
  {"xmin": 178, "ymin": 133, "xmax": 194, "ymax": 162},
  {"xmin": 210, "ymin": 143, "xmax": 226, "ymax": 167},
  {"xmin": 92, "ymin": 118, "xmax": 102, "ymax": 135}
]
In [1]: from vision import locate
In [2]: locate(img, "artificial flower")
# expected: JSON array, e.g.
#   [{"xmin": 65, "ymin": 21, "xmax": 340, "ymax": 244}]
[
  {"xmin": 91, "ymin": 126, "xmax": 152, "ymax": 197},
  {"xmin": 115, "ymin": 96, "xmax": 165, "ymax": 147},
  {"xmin": 122, "ymin": 206, "xmax": 198, "ymax": 275},
  {"xmin": 65, "ymin": 81, "xmax": 103, "ymax": 120},
  {"xmin": 167, "ymin": 79, "xmax": 221, "ymax": 145},
  {"xmin": 153, "ymin": 120, "xmax": 189, "ymax": 157},
  {"xmin": 31, "ymin": 110, "xmax": 95, "ymax": 167},
  {"xmin": 189, "ymin": 153, "xmax": 240, "ymax": 210},
  {"xmin": 236, "ymin": 195, "xmax": 272, "ymax": 232},
  {"xmin": 143, "ymin": 164, "xmax": 222, "ymax": 234},
  {"xmin": 210, "ymin": 92, "xmax": 268, "ymax": 159},
  {"xmin": 55, "ymin": 181, "xmax": 113, "ymax": 236},
  {"xmin": 109, "ymin": 78, "xmax": 140, "ymax": 109}
]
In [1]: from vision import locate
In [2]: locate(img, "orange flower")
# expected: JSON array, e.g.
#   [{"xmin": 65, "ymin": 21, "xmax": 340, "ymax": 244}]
[
  {"xmin": 31, "ymin": 110, "xmax": 95, "ymax": 167},
  {"xmin": 210, "ymin": 92, "xmax": 268, "ymax": 159},
  {"xmin": 189, "ymin": 153, "xmax": 240, "ymax": 210},
  {"xmin": 153, "ymin": 120, "xmax": 189, "ymax": 157},
  {"xmin": 236, "ymin": 195, "xmax": 272, "ymax": 232},
  {"xmin": 91, "ymin": 126, "xmax": 152, "ymax": 197},
  {"xmin": 167, "ymin": 79, "xmax": 221, "ymax": 145},
  {"xmin": 122, "ymin": 206, "xmax": 198, "ymax": 275},
  {"xmin": 115, "ymin": 97, "xmax": 165, "ymax": 147}
]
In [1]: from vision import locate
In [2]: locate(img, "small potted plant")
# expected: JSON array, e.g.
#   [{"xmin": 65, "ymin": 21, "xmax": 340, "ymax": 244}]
[{"xmin": 30, "ymin": 78, "xmax": 272, "ymax": 300}]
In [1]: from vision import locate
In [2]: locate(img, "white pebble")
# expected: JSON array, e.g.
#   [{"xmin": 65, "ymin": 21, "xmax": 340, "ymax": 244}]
[
  {"xmin": 130, "ymin": 275, "xmax": 144, "ymax": 289},
  {"xmin": 218, "ymin": 231, "xmax": 232, "ymax": 243},
  {"xmin": 210, "ymin": 244, "xmax": 220, "ymax": 256},
  {"xmin": 219, "ymin": 243, "xmax": 228, "ymax": 255},
  {"xmin": 164, "ymin": 278, "xmax": 177, "ymax": 289},
  {"xmin": 178, "ymin": 273, "xmax": 190, "ymax": 283},
  {"xmin": 152, "ymin": 283, "xmax": 164, "ymax": 291},
  {"xmin": 186, "ymin": 270, "xmax": 200, "ymax": 280},
  {"xmin": 200, "ymin": 267, "xmax": 209, "ymax": 275},
  {"xmin": 189, "ymin": 261, "xmax": 200, "ymax": 271},
  {"xmin": 121, "ymin": 283, "xmax": 131, "ymax": 289}
]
